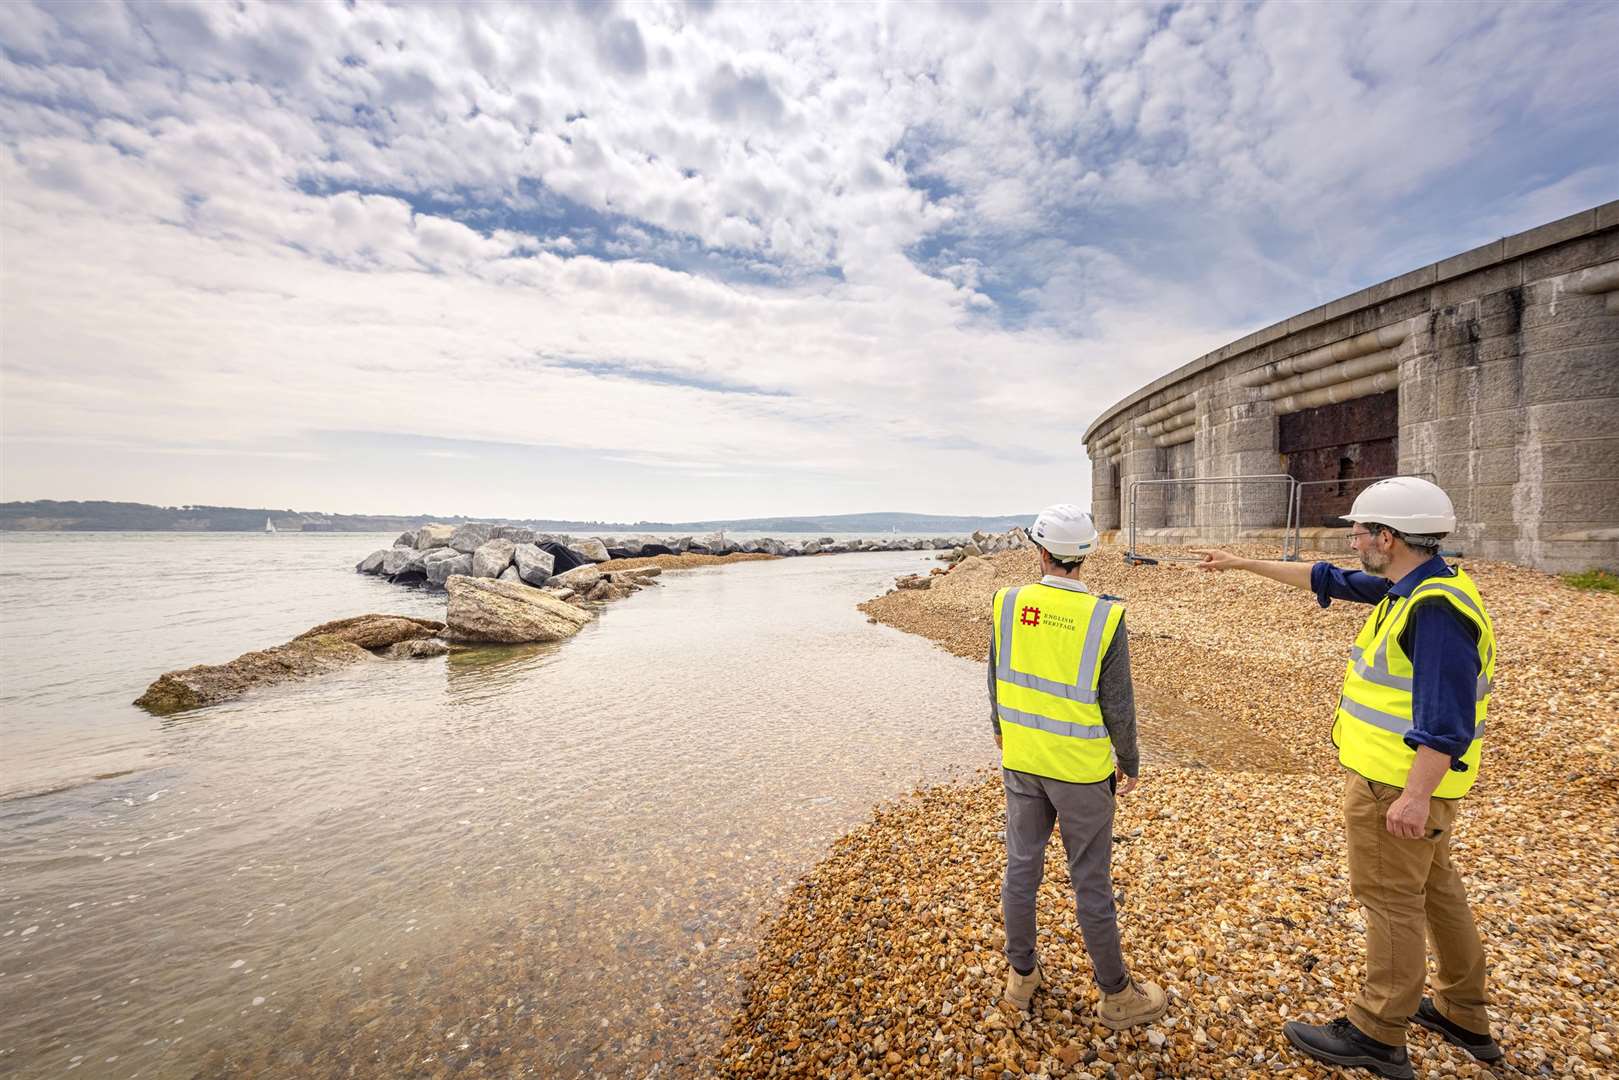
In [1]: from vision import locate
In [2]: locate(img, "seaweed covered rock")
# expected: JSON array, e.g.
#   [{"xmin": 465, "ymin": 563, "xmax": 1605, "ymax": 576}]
[
  {"xmin": 293, "ymin": 614, "xmax": 444, "ymax": 650},
  {"xmin": 135, "ymin": 635, "xmax": 372, "ymax": 714}
]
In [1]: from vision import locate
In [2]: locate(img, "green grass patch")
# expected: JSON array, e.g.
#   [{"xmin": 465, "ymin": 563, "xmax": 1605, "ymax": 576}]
[{"xmin": 1562, "ymin": 569, "xmax": 1619, "ymax": 593}]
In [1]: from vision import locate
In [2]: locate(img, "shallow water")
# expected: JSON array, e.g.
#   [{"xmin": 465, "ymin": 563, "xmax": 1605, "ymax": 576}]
[{"xmin": 0, "ymin": 534, "xmax": 990, "ymax": 1078}]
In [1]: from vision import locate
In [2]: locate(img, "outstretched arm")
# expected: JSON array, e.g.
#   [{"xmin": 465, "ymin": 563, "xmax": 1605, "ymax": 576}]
[{"xmin": 1191, "ymin": 549, "xmax": 1314, "ymax": 590}]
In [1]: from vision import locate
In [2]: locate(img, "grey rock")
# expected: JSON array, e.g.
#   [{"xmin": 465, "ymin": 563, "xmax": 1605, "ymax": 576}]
[
  {"xmin": 801, "ymin": 541, "xmax": 823, "ymax": 556},
  {"xmin": 498, "ymin": 566, "xmax": 522, "ymax": 583},
  {"xmin": 569, "ymin": 537, "xmax": 611, "ymax": 563},
  {"xmin": 414, "ymin": 524, "xmax": 456, "ymax": 550},
  {"xmin": 472, "ymin": 538, "xmax": 517, "ymax": 578},
  {"xmin": 817, "ymin": 536, "xmax": 835, "ymax": 546},
  {"xmin": 356, "ymin": 549, "xmax": 388, "ymax": 574},
  {"xmin": 442, "ymin": 575, "xmax": 594, "ymax": 644},
  {"xmin": 382, "ymin": 547, "xmax": 425, "ymax": 577},
  {"xmin": 395, "ymin": 530, "xmax": 418, "ymax": 548},
  {"xmin": 491, "ymin": 526, "xmax": 535, "ymax": 543},
  {"xmin": 425, "ymin": 550, "xmax": 473, "ymax": 587},
  {"xmin": 449, "ymin": 523, "xmax": 494, "ymax": 554},
  {"xmin": 550, "ymin": 564, "xmax": 602, "ymax": 591},
  {"xmin": 512, "ymin": 543, "xmax": 556, "ymax": 586}
]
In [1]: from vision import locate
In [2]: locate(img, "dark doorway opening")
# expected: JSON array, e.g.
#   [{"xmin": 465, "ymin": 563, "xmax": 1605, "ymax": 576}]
[{"xmin": 1280, "ymin": 390, "xmax": 1399, "ymax": 526}]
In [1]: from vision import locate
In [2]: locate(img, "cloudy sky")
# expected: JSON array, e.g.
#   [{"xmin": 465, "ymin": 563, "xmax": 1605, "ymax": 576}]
[{"xmin": 2, "ymin": 1, "xmax": 1616, "ymax": 521}]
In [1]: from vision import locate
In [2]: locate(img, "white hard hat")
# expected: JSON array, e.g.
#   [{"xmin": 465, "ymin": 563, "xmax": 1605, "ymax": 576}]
[
  {"xmin": 1030, "ymin": 503, "xmax": 1099, "ymax": 557},
  {"xmin": 1343, "ymin": 477, "xmax": 1456, "ymax": 536}
]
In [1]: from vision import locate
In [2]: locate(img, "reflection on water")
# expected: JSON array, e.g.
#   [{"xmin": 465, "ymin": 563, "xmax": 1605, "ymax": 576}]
[{"xmin": 0, "ymin": 537, "xmax": 990, "ymax": 1078}]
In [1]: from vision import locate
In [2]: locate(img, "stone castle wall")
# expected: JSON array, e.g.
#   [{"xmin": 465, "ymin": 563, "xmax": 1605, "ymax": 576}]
[{"xmin": 1084, "ymin": 202, "xmax": 1619, "ymax": 572}]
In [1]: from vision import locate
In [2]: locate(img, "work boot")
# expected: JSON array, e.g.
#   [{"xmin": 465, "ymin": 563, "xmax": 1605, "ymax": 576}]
[
  {"xmin": 1096, "ymin": 977, "xmax": 1168, "ymax": 1029},
  {"xmin": 1412, "ymin": 997, "xmax": 1503, "ymax": 1062},
  {"xmin": 1283, "ymin": 1017, "xmax": 1414, "ymax": 1080},
  {"xmin": 1002, "ymin": 959, "xmax": 1043, "ymax": 1012}
]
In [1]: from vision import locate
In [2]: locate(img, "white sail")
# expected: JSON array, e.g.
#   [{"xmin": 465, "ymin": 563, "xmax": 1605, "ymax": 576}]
[{"xmin": 264, "ymin": 517, "xmax": 276, "ymax": 533}]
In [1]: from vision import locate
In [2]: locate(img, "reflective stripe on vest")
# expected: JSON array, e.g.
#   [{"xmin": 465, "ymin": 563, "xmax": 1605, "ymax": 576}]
[{"xmin": 1334, "ymin": 565, "xmax": 1494, "ymax": 797}]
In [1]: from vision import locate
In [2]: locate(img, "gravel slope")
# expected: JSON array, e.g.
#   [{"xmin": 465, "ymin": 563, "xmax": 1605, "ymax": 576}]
[{"xmin": 713, "ymin": 545, "xmax": 1619, "ymax": 1078}]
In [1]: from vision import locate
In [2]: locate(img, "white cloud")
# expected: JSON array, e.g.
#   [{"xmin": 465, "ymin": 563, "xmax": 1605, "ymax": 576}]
[{"xmin": 1, "ymin": 0, "xmax": 1616, "ymax": 519}]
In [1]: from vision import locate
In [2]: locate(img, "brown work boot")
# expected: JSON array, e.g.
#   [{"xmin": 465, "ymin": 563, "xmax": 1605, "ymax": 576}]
[
  {"xmin": 1002, "ymin": 959, "xmax": 1044, "ymax": 1011},
  {"xmin": 1097, "ymin": 977, "xmax": 1168, "ymax": 1029}
]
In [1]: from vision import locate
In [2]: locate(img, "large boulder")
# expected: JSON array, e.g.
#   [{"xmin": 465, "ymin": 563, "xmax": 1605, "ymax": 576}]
[
  {"xmin": 449, "ymin": 523, "xmax": 494, "ymax": 554},
  {"xmin": 135, "ymin": 635, "xmax": 372, "ymax": 714},
  {"xmin": 513, "ymin": 543, "xmax": 556, "ymax": 585},
  {"xmin": 382, "ymin": 547, "xmax": 426, "ymax": 577},
  {"xmin": 569, "ymin": 538, "xmax": 611, "ymax": 563},
  {"xmin": 491, "ymin": 526, "xmax": 535, "ymax": 543},
  {"xmin": 425, "ymin": 551, "xmax": 473, "ymax": 587},
  {"xmin": 498, "ymin": 566, "xmax": 522, "ymax": 583},
  {"xmin": 294, "ymin": 614, "xmax": 444, "ymax": 650},
  {"xmin": 538, "ymin": 541, "xmax": 589, "ymax": 574},
  {"xmin": 472, "ymin": 538, "xmax": 517, "ymax": 579},
  {"xmin": 395, "ymin": 530, "xmax": 418, "ymax": 548},
  {"xmin": 356, "ymin": 549, "xmax": 388, "ymax": 574},
  {"xmin": 414, "ymin": 524, "xmax": 456, "ymax": 550},
  {"xmin": 442, "ymin": 576, "xmax": 594, "ymax": 644},
  {"xmin": 550, "ymin": 564, "xmax": 602, "ymax": 591},
  {"xmin": 800, "ymin": 541, "xmax": 823, "ymax": 556}
]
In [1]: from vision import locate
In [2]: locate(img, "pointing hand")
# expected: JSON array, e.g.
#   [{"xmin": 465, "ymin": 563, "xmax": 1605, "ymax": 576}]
[{"xmin": 1191, "ymin": 549, "xmax": 1243, "ymax": 573}]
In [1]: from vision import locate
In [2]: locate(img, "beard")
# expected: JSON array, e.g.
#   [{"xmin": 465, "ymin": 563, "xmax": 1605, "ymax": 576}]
[{"xmin": 1359, "ymin": 548, "xmax": 1390, "ymax": 575}]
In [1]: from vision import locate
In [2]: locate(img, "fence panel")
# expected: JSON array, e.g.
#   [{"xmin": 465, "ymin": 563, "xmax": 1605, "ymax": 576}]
[{"xmin": 1125, "ymin": 475, "xmax": 1298, "ymax": 565}]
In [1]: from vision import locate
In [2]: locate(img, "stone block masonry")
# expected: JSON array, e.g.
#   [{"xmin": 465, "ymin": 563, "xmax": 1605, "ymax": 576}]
[{"xmin": 1085, "ymin": 201, "xmax": 1619, "ymax": 572}]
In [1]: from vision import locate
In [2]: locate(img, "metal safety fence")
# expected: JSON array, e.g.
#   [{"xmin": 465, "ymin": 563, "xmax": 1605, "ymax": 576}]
[{"xmin": 1124, "ymin": 474, "xmax": 1297, "ymax": 565}]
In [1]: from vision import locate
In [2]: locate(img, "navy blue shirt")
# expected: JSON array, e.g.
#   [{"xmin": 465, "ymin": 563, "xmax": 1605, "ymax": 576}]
[{"xmin": 1311, "ymin": 555, "xmax": 1482, "ymax": 771}]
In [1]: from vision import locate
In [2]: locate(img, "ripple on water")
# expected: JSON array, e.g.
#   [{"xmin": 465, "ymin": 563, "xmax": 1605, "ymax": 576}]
[{"xmin": 0, "ymin": 541, "xmax": 991, "ymax": 1078}]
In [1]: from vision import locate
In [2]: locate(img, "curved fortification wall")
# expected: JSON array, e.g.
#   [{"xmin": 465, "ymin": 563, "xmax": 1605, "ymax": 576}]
[{"xmin": 1084, "ymin": 201, "xmax": 1619, "ymax": 572}]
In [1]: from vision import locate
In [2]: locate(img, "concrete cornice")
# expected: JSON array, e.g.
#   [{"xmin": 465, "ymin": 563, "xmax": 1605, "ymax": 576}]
[{"xmin": 1081, "ymin": 199, "xmax": 1619, "ymax": 445}]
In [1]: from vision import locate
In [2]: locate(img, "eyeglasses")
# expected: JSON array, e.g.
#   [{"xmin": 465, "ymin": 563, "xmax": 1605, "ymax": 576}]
[{"xmin": 1345, "ymin": 529, "xmax": 1377, "ymax": 546}]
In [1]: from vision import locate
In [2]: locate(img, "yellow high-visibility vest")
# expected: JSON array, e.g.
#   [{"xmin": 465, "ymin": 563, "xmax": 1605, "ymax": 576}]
[
  {"xmin": 992, "ymin": 582, "xmax": 1123, "ymax": 784},
  {"xmin": 1333, "ymin": 565, "xmax": 1494, "ymax": 798}
]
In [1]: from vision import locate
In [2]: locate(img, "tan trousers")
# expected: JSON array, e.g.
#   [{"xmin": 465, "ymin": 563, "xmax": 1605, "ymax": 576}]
[{"xmin": 1342, "ymin": 770, "xmax": 1491, "ymax": 1046}]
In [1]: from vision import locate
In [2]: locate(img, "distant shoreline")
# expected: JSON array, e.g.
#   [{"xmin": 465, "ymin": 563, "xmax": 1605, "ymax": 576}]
[{"xmin": 0, "ymin": 500, "xmax": 1034, "ymax": 535}]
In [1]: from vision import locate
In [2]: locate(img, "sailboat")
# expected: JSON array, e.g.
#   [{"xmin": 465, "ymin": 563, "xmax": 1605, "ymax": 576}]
[{"xmin": 264, "ymin": 517, "xmax": 276, "ymax": 534}]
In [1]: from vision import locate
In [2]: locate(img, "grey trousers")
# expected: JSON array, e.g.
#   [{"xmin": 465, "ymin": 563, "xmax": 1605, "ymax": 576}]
[{"xmin": 1001, "ymin": 767, "xmax": 1129, "ymax": 993}]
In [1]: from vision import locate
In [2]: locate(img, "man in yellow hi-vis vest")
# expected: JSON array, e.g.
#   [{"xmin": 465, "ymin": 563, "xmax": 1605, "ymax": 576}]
[
  {"xmin": 1197, "ymin": 477, "xmax": 1499, "ymax": 1080},
  {"xmin": 993, "ymin": 504, "xmax": 1167, "ymax": 1030}
]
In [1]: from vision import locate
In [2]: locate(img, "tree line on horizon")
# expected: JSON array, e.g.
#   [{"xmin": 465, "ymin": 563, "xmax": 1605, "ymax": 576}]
[{"xmin": 0, "ymin": 499, "xmax": 1035, "ymax": 534}]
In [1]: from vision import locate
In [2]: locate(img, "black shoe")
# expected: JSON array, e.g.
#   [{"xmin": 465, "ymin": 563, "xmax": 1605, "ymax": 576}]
[
  {"xmin": 1284, "ymin": 1017, "xmax": 1414, "ymax": 1080},
  {"xmin": 1412, "ymin": 997, "xmax": 1503, "ymax": 1062}
]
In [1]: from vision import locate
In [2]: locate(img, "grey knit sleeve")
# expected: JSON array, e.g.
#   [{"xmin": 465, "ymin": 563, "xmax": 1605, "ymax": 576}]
[
  {"xmin": 1098, "ymin": 619, "xmax": 1138, "ymax": 776},
  {"xmin": 988, "ymin": 628, "xmax": 1001, "ymax": 735}
]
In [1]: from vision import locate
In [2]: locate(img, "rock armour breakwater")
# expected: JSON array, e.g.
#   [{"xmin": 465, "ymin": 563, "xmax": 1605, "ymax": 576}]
[{"xmin": 356, "ymin": 523, "xmax": 968, "ymax": 590}]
